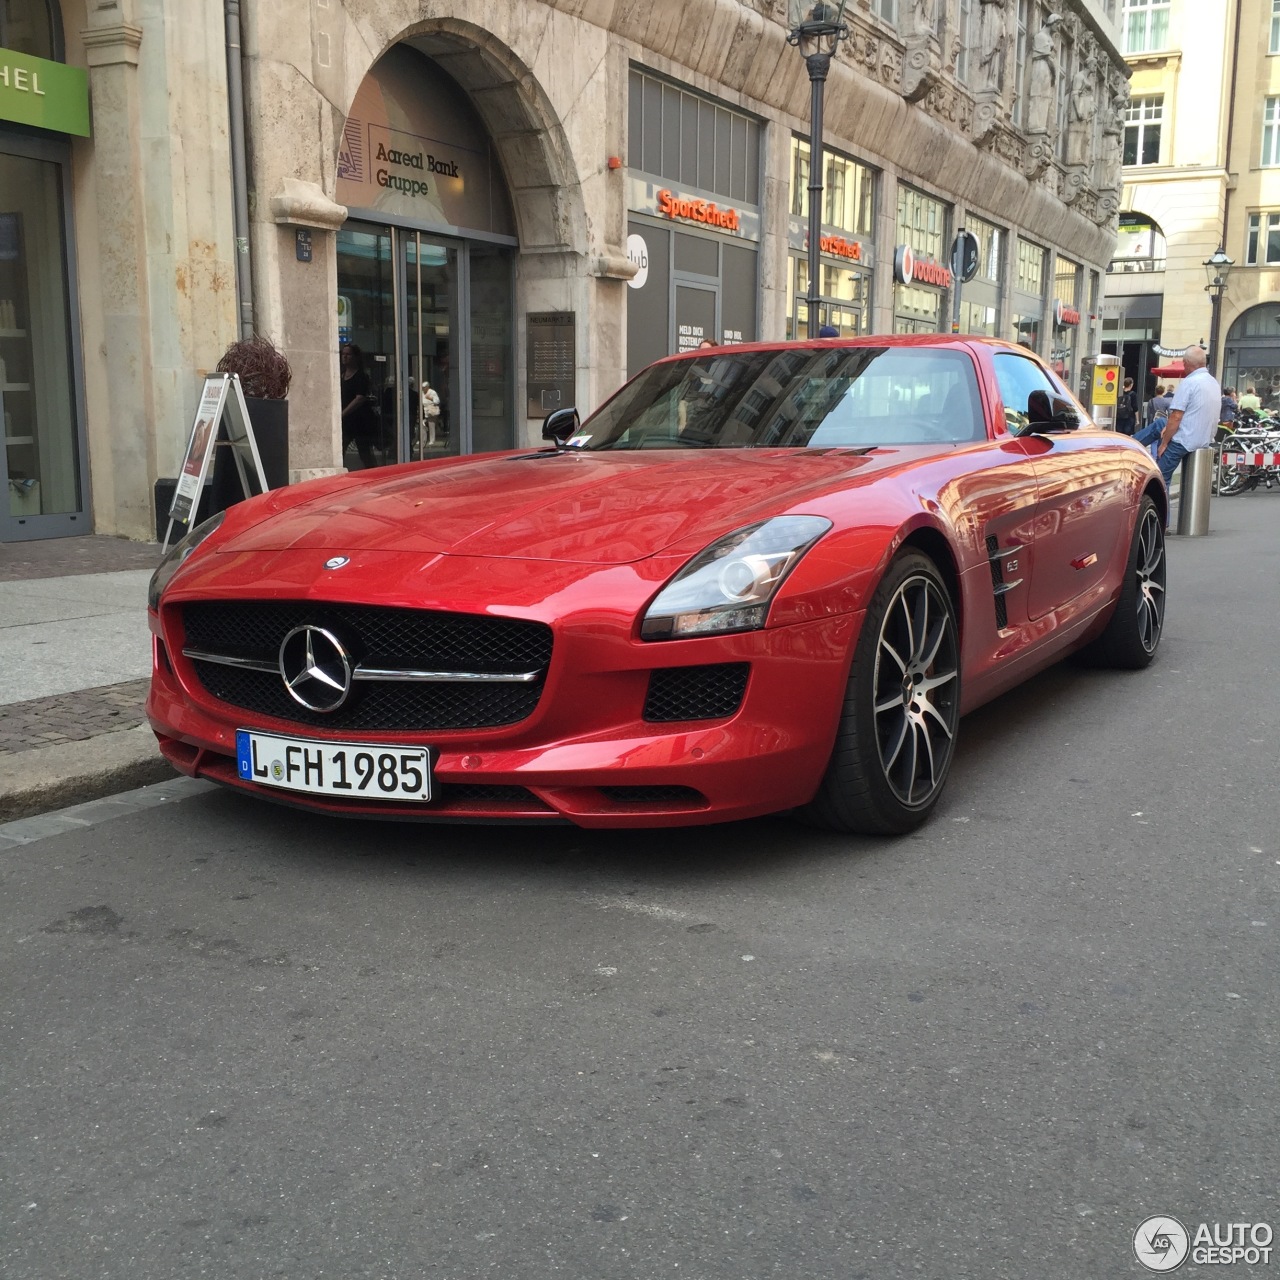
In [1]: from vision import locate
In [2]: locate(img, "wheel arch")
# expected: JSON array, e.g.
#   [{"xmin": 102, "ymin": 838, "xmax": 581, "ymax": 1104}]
[
  {"xmin": 1143, "ymin": 477, "xmax": 1168, "ymax": 526},
  {"xmin": 898, "ymin": 524, "xmax": 964, "ymax": 642}
]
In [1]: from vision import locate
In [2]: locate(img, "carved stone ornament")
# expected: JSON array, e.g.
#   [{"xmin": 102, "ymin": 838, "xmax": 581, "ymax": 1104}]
[
  {"xmin": 1021, "ymin": 131, "xmax": 1055, "ymax": 179},
  {"xmin": 1061, "ymin": 164, "xmax": 1088, "ymax": 206},
  {"xmin": 900, "ymin": 35, "xmax": 938, "ymax": 102},
  {"xmin": 970, "ymin": 88, "xmax": 1002, "ymax": 144}
]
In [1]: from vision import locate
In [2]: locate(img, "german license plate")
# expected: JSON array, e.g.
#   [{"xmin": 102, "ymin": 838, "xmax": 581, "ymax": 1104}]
[{"xmin": 236, "ymin": 730, "xmax": 432, "ymax": 801}]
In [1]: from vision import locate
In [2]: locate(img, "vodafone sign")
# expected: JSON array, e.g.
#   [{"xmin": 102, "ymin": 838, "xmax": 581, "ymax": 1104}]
[{"xmin": 893, "ymin": 244, "xmax": 952, "ymax": 288}]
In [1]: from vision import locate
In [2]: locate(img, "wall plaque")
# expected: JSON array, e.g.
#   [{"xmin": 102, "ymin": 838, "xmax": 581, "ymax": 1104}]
[{"xmin": 526, "ymin": 312, "xmax": 576, "ymax": 418}]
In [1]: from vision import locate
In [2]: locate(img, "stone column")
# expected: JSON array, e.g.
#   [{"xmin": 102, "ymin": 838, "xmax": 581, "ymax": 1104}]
[{"xmin": 81, "ymin": 17, "xmax": 155, "ymax": 539}]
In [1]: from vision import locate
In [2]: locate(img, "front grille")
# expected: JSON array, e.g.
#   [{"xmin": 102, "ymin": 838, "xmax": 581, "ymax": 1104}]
[
  {"xmin": 643, "ymin": 663, "xmax": 749, "ymax": 722},
  {"xmin": 181, "ymin": 601, "xmax": 552, "ymax": 731}
]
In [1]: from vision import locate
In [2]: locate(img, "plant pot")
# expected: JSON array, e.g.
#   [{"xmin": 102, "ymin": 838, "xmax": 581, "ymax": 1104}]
[{"xmin": 211, "ymin": 395, "xmax": 289, "ymax": 512}]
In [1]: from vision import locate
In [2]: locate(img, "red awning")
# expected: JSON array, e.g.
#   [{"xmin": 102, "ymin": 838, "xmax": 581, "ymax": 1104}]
[{"xmin": 1150, "ymin": 360, "xmax": 1185, "ymax": 379}]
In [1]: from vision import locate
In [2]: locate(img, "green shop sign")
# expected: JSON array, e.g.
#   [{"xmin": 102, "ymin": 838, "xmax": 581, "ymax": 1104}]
[{"xmin": 0, "ymin": 47, "xmax": 90, "ymax": 137}]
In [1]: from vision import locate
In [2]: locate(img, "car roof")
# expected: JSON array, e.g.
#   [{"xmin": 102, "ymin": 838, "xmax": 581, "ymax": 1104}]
[{"xmin": 656, "ymin": 334, "xmax": 1034, "ymax": 364}]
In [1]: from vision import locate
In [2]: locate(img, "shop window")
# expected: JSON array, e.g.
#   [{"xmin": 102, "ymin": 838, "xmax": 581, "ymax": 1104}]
[
  {"xmin": 1264, "ymin": 98, "xmax": 1280, "ymax": 167},
  {"xmin": 1121, "ymin": 0, "xmax": 1170, "ymax": 54},
  {"xmin": 1123, "ymin": 97, "xmax": 1163, "ymax": 167}
]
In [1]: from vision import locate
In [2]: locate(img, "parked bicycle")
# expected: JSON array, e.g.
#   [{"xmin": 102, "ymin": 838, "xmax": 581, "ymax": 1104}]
[{"xmin": 1218, "ymin": 415, "xmax": 1280, "ymax": 495}]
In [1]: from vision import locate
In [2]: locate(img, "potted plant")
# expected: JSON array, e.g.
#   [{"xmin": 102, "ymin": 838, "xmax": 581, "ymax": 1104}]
[{"xmin": 212, "ymin": 332, "xmax": 291, "ymax": 502}]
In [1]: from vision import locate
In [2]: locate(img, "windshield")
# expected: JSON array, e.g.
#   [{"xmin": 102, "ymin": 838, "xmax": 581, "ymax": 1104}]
[{"xmin": 576, "ymin": 347, "xmax": 987, "ymax": 451}]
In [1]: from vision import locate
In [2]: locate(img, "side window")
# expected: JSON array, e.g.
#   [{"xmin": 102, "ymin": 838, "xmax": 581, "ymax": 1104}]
[{"xmin": 993, "ymin": 353, "xmax": 1066, "ymax": 434}]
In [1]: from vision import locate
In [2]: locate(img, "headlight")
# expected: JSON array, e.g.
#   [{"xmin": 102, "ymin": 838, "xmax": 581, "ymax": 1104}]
[
  {"xmin": 147, "ymin": 512, "xmax": 226, "ymax": 610},
  {"xmin": 640, "ymin": 515, "xmax": 831, "ymax": 640}
]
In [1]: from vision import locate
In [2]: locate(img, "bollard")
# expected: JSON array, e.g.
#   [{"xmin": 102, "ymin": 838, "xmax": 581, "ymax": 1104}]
[{"xmin": 1175, "ymin": 446, "xmax": 1213, "ymax": 537}]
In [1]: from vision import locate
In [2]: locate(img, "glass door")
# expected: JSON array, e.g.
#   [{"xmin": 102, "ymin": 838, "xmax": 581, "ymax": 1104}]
[
  {"xmin": 0, "ymin": 143, "xmax": 84, "ymax": 539},
  {"xmin": 404, "ymin": 232, "xmax": 460, "ymax": 461},
  {"xmin": 335, "ymin": 222, "xmax": 395, "ymax": 470}
]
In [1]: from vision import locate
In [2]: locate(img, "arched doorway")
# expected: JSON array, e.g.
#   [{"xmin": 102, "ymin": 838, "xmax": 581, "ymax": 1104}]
[
  {"xmin": 0, "ymin": 0, "xmax": 90, "ymax": 541},
  {"xmin": 1223, "ymin": 303, "xmax": 1280, "ymax": 410},
  {"xmin": 334, "ymin": 43, "xmax": 518, "ymax": 469}
]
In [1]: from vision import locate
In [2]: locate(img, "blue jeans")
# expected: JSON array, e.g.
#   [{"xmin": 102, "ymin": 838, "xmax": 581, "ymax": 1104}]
[{"xmin": 1158, "ymin": 439, "xmax": 1189, "ymax": 490}]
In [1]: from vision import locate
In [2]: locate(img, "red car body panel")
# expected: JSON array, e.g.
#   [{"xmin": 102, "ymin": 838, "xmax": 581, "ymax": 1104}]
[{"xmin": 147, "ymin": 337, "xmax": 1165, "ymax": 826}]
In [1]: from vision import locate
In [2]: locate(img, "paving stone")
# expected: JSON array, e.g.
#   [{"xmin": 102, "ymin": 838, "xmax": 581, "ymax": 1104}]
[{"xmin": 0, "ymin": 680, "xmax": 150, "ymax": 757}]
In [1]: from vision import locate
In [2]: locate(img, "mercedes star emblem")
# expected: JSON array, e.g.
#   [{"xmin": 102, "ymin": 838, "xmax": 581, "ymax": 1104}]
[
  {"xmin": 279, "ymin": 625, "xmax": 353, "ymax": 713},
  {"xmin": 324, "ymin": 556, "xmax": 350, "ymax": 570}
]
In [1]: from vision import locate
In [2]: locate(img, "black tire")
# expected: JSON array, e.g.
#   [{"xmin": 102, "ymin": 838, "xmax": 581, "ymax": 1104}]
[
  {"xmin": 801, "ymin": 551, "xmax": 961, "ymax": 835},
  {"xmin": 1084, "ymin": 495, "xmax": 1166, "ymax": 669},
  {"xmin": 1217, "ymin": 440, "xmax": 1255, "ymax": 497}
]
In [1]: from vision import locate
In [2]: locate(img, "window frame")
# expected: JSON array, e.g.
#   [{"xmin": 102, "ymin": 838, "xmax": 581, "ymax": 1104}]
[
  {"xmin": 1123, "ymin": 95, "xmax": 1164, "ymax": 167},
  {"xmin": 1264, "ymin": 97, "xmax": 1280, "ymax": 167},
  {"xmin": 1245, "ymin": 211, "xmax": 1280, "ymax": 265},
  {"xmin": 1121, "ymin": 0, "xmax": 1171, "ymax": 55}
]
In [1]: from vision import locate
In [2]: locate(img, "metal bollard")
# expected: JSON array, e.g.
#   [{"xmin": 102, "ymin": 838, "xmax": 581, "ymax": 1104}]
[{"xmin": 1175, "ymin": 446, "xmax": 1213, "ymax": 536}]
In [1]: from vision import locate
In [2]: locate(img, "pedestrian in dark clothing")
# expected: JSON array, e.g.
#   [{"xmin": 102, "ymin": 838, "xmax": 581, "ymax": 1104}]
[{"xmin": 1116, "ymin": 376, "xmax": 1138, "ymax": 435}]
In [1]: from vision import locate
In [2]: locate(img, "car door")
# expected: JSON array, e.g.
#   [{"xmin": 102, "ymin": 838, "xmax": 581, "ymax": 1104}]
[{"xmin": 992, "ymin": 351, "xmax": 1130, "ymax": 622}]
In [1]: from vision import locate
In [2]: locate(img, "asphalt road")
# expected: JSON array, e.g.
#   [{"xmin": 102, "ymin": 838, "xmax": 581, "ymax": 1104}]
[{"xmin": 3, "ymin": 493, "xmax": 1278, "ymax": 1280}]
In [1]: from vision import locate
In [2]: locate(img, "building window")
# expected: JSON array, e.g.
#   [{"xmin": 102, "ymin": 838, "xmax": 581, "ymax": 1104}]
[
  {"xmin": 1272, "ymin": 0, "xmax": 1280, "ymax": 55},
  {"xmin": 967, "ymin": 215, "xmax": 1004, "ymax": 286},
  {"xmin": 896, "ymin": 185, "xmax": 948, "ymax": 264},
  {"xmin": 1121, "ymin": 0, "xmax": 1170, "ymax": 54},
  {"xmin": 956, "ymin": 0, "xmax": 974, "ymax": 84},
  {"xmin": 1246, "ymin": 212, "xmax": 1280, "ymax": 264},
  {"xmin": 1109, "ymin": 214, "xmax": 1167, "ymax": 272},
  {"xmin": 1264, "ymin": 98, "xmax": 1280, "ymax": 167},
  {"xmin": 1123, "ymin": 96, "xmax": 1163, "ymax": 166},
  {"xmin": 627, "ymin": 66, "xmax": 762, "ymax": 204},
  {"xmin": 1012, "ymin": 0, "xmax": 1030, "ymax": 127},
  {"xmin": 789, "ymin": 138, "xmax": 875, "ymax": 236},
  {"xmin": 876, "ymin": 0, "xmax": 897, "ymax": 23},
  {"xmin": 1016, "ymin": 238, "xmax": 1046, "ymax": 295}
]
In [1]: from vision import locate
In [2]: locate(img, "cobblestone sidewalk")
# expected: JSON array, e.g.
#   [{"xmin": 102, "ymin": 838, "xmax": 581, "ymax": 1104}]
[{"xmin": 0, "ymin": 680, "xmax": 150, "ymax": 757}]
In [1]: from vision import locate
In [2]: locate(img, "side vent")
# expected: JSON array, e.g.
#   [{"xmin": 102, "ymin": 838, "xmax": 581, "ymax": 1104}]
[{"xmin": 985, "ymin": 535, "xmax": 1025, "ymax": 631}]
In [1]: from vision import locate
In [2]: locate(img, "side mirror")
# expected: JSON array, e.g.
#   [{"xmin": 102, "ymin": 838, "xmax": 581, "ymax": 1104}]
[
  {"xmin": 542, "ymin": 406, "xmax": 580, "ymax": 447},
  {"xmin": 1026, "ymin": 393, "xmax": 1081, "ymax": 433}
]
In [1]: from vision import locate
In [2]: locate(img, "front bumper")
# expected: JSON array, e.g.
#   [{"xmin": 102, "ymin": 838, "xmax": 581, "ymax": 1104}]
[{"xmin": 147, "ymin": 604, "xmax": 863, "ymax": 828}]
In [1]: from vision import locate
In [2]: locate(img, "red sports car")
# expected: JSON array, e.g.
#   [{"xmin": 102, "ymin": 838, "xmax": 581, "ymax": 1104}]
[{"xmin": 147, "ymin": 337, "xmax": 1167, "ymax": 834}]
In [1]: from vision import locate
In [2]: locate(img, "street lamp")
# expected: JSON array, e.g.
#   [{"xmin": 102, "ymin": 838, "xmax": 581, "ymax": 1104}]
[
  {"xmin": 1202, "ymin": 245, "xmax": 1234, "ymax": 379},
  {"xmin": 787, "ymin": 0, "xmax": 849, "ymax": 338}
]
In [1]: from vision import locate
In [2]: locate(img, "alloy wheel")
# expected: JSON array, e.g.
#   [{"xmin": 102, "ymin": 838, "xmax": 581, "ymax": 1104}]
[{"xmin": 872, "ymin": 575, "xmax": 960, "ymax": 808}]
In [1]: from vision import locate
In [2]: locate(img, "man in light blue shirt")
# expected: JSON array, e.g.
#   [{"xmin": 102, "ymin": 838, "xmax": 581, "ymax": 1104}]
[{"xmin": 1157, "ymin": 345, "xmax": 1221, "ymax": 489}]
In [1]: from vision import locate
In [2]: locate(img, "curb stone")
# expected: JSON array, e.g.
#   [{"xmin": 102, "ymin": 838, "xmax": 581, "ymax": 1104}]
[{"xmin": 0, "ymin": 725, "xmax": 175, "ymax": 823}]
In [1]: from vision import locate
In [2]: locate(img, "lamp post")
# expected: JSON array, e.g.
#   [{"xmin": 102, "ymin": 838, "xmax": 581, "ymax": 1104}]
[
  {"xmin": 787, "ymin": 0, "xmax": 849, "ymax": 337},
  {"xmin": 1203, "ymin": 245, "xmax": 1234, "ymax": 380}
]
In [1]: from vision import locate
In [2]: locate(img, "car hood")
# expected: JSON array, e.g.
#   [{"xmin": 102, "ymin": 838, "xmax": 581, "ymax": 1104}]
[{"xmin": 223, "ymin": 448, "xmax": 907, "ymax": 565}]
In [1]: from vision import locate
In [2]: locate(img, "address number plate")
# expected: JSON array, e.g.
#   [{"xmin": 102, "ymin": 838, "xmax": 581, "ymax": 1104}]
[{"xmin": 236, "ymin": 729, "xmax": 433, "ymax": 801}]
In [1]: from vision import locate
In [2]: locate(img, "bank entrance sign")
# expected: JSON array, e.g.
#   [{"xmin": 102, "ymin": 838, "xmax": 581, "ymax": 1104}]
[{"xmin": 0, "ymin": 48, "xmax": 90, "ymax": 137}]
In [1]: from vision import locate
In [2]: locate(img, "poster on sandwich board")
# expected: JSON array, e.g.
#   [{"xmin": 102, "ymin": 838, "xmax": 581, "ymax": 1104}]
[{"xmin": 164, "ymin": 373, "xmax": 270, "ymax": 550}]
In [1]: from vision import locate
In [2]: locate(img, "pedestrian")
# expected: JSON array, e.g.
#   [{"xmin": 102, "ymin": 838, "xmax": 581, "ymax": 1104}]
[
  {"xmin": 340, "ymin": 343, "xmax": 379, "ymax": 469},
  {"xmin": 1156, "ymin": 345, "xmax": 1221, "ymax": 493},
  {"xmin": 421, "ymin": 376, "xmax": 442, "ymax": 448},
  {"xmin": 1217, "ymin": 386, "xmax": 1239, "ymax": 442},
  {"xmin": 1147, "ymin": 382, "xmax": 1173, "ymax": 426},
  {"xmin": 1238, "ymin": 384, "xmax": 1262, "ymax": 415},
  {"xmin": 1116, "ymin": 376, "xmax": 1138, "ymax": 435},
  {"xmin": 817, "ymin": 324, "xmax": 840, "ymax": 338}
]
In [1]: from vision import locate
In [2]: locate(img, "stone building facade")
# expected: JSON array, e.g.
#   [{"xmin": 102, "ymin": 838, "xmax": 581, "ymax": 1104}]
[
  {"xmin": 0, "ymin": 0, "xmax": 1127, "ymax": 543},
  {"xmin": 1107, "ymin": 0, "xmax": 1280, "ymax": 403}
]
